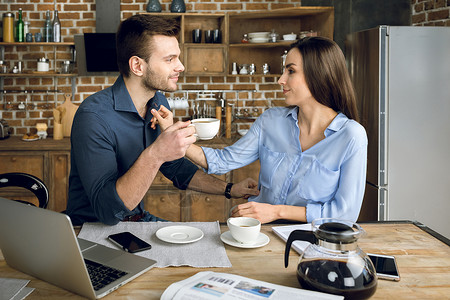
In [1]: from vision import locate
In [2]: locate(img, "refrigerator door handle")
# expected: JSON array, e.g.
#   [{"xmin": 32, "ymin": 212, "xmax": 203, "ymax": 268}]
[{"xmin": 379, "ymin": 187, "xmax": 387, "ymax": 220}]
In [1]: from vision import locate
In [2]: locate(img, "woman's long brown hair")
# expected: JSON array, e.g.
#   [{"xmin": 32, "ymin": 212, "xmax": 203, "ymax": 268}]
[{"xmin": 290, "ymin": 37, "xmax": 359, "ymax": 122}]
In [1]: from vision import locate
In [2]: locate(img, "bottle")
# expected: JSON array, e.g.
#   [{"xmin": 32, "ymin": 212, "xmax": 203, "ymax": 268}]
[
  {"xmin": 44, "ymin": 10, "xmax": 52, "ymax": 42},
  {"xmin": 24, "ymin": 17, "xmax": 30, "ymax": 36},
  {"xmin": 16, "ymin": 8, "xmax": 24, "ymax": 42},
  {"xmin": 52, "ymin": 10, "xmax": 61, "ymax": 42}
]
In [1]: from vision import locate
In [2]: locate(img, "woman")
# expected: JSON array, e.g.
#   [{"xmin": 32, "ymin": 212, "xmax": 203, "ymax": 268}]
[{"xmin": 152, "ymin": 37, "xmax": 367, "ymax": 224}]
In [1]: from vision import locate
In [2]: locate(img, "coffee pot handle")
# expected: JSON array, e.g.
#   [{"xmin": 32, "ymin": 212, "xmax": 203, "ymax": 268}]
[{"xmin": 284, "ymin": 230, "xmax": 316, "ymax": 268}]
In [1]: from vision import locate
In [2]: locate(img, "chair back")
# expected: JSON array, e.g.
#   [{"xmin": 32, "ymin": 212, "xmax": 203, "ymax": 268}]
[{"xmin": 0, "ymin": 172, "xmax": 49, "ymax": 208}]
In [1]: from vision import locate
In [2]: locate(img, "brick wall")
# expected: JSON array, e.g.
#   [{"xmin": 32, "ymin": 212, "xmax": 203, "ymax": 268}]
[
  {"xmin": 412, "ymin": 0, "xmax": 450, "ymax": 25},
  {"xmin": 1, "ymin": 0, "xmax": 449, "ymax": 136}
]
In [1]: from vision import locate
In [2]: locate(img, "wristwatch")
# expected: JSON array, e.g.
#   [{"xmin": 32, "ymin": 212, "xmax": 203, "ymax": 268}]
[{"xmin": 224, "ymin": 182, "xmax": 233, "ymax": 199}]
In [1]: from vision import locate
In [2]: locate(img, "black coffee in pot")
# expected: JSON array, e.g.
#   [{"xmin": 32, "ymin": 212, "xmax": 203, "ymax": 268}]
[{"xmin": 297, "ymin": 259, "xmax": 377, "ymax": 300}]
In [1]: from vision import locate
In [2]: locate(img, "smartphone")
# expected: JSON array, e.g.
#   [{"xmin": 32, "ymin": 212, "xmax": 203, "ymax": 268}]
[
  {"xmin": 108, "ymin": 232, "xmax": 152, "ymax": 253},
  {"xmin": 368, "ymin": 253, "xmax": 400, "ymax": 281}
]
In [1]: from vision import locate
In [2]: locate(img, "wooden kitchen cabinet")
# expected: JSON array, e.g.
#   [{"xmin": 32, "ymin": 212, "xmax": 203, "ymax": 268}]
[
  {"xmin": 49, "ymin": 152, "xmax": 70, "ymax": 212},
  {"xmin": 188, "ymin": 191, "xmax": 229, "ymax": 222},
  {"xmin": 144, "ymin": 7, "xmax": 333, "ymax": 76},
  {"xmin": 228, "ymin": 7, "xmax": 334, "ymax": 75},
  {"xmin": 143, "ymin": 189, "xmax": 184, "ymax": 222},
  {"xmin": 0, "ymin": 137, "xmax": 70, "ymax": 211},
  {"xmin": 184, "ymin": 45, "xmax": 226, "ymax": 75}
]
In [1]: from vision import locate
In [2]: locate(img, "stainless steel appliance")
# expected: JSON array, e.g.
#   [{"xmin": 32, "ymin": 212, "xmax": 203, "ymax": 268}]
[{"xmin": 346, "ymin": 26, "xmax": 450, "ymax": 238}]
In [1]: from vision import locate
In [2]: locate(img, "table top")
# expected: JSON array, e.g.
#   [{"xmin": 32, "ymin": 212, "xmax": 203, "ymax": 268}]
[{"xmin": 1, "ymin": 222, "xmax": 449, "ymax": 299}]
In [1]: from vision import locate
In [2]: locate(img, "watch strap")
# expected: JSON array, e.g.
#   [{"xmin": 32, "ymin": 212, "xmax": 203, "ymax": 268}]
[{"xmin": 224, "ymin": 182, "xmax": 233, "ymax": 199}]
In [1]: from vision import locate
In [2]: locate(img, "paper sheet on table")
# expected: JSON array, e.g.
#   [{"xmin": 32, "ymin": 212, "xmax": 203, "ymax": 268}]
[
  {"xmin": 0, "ymin": 278, "xmax": 33, "ymax": 300},
  {"xmin": 78, "ymin": 221, "xmax": 232, "ymax": 268},
  {"xmin": 271, "ymin": 224, "xmax": 313, "ymax": 254}
]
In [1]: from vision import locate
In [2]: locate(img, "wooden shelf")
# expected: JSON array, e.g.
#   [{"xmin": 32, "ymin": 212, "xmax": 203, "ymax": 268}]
[
  {"xmin": 0, "ymin": 42, "xmax": 74, "ymax": 46},
  {"xmin": 229, "ymin": 41, "xmax": 294, "ymax": 48},
  {"xmin": 0, "ymin": 72, "xmax": 77, "ymax": 77}
]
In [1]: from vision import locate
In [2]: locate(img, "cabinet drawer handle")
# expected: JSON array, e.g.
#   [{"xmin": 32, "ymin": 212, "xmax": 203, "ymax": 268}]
[
  {"xmin": 205, "ymin": 197, "xmax": 211, "ymax": 202},
  {"xmin": 203, "ymin": 67, "xmax": 208, "ymax": 71},
  {"xmin": 160, "ymin": 197, "xmax": 165, "ymax": 202},
  {"xmin": 58, "ymin": 156, "xmax": 63, "ymax": 161},
  {"xmin": 11, "ymin": 157, "xmax": 17, "ymax": 162}
]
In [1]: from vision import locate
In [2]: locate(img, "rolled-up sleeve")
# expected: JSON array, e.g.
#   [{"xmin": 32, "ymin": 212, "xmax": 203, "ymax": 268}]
[{"xmin": 70, "ymin": 111, "xmax": 130, "ymax": 225}]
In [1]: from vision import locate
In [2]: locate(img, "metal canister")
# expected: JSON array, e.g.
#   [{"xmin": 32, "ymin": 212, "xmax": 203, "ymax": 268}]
[
  {"xmin": 37, "ymin": 58, "xmax": 50, "ymax": 72},
  {"xmin": 2, "ymin": 13, "xmax": 15, "ymax": 43}
]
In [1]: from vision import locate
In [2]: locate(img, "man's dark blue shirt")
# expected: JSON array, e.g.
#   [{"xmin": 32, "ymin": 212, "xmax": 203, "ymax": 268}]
[{"xmin": 66, "ymin": 75, "xmax": 198, "ymax": 225}]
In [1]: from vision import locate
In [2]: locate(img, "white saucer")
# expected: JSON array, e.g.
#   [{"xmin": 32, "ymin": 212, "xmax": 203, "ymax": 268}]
[
  {"xmin": 156, "ymin": 225, "xmax": 204, "ymax": 244},
  {"xmin": 220, "ymin": 231, "xmax": 270, "ymax": 248}
]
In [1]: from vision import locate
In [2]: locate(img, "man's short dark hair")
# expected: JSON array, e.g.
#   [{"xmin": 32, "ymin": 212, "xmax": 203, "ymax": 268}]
[{"xmin": 116, "ymin": 14, "xmax": 180, "ymax": 77}]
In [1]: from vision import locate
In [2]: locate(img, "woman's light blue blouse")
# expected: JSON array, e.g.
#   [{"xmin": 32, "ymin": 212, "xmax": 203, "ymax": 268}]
[{"xmin": 202, "ymin": 106, "xmax": 368, "ymax": 222}]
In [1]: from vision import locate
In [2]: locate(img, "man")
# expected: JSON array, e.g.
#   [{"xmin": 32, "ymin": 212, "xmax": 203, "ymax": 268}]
[{"xmin": 66, "ymin": 14, "xmax": 258, "ymax": 226}]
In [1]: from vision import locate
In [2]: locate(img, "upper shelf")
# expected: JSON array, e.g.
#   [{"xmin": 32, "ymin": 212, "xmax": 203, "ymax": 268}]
[
  {"xmin": 0, "ymin": 72, "xmax": 77, "ymax": 77},
  {"xmin": 0, "ymin": 42, "xmax": 75, "ymax": 46}
]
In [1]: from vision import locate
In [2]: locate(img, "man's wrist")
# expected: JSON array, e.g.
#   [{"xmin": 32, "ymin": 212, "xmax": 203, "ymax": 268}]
[{"xmin": 224, "ymin": 182, "xmax": 233, "ymax": 199}]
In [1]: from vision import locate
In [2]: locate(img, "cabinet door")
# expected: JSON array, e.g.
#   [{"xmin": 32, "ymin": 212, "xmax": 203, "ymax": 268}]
[
  {"xmin": 184, "ymin": 45, "xmax": 226, "ymax": 75},
  {"xmin": 0, "ymin": 152, "xmax": 46, "ymax": 178},
  {"xmin": 49, "ymin": 152, "xmax": 70, "ymax": 212},
  {"xmin": 188, "ymin": 191, "xmax": 228, "ymax": 222},
  {"xmin": 0, "ymin": 152, "xmax": 47, "ymax": 207},
  {"xmin": 144, "ymin": 190, "xmax": 183, "ymax": 222}
]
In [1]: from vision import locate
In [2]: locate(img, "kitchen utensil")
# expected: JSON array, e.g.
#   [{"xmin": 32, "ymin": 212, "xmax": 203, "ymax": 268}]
[
  {"xmin": 213, "ymin": 29, "xmax": 221, "ymax": 43},
  {"xmin": 0, "ymin": 119, "xmax": 11, "ymax": 139},
  {"xmin": 285, "ymin": 218, "xmax": 377, "ymax": 299},
  {"xmin": 248, "ymin": 32, "xmax": 270, "ymax": 38},
  {"xmin": 56, "ymin": 93, "xmax": 78, "ymax": 137},
  {"xmin": 53, "ymin": 108, "xmax": 60, "ymax": 123},
  {"xmin": 192, "ymin": 29, "xmax": 202, "ymax": 43},
  {"xmin": 225, "ymin": 105, "xmax": 232, "ymax": 138},
  {"xmin": 205, "ymin": 30, "xmax": 213, "ymax": 43},
  {"xmin": 283, "ymin": 33, "xmax": 297, "ymax": 41}
]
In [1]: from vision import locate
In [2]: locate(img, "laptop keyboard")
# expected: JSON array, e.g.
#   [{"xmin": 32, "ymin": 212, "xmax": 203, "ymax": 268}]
[{"xmin": 84, "ymin": 259, "xmax": 128, "ymax": 291}]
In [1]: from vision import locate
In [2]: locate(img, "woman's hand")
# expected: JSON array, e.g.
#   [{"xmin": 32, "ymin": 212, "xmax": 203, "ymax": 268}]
[
  {"xmin": 230, "ymin": 202, "xmax": 280, "ymax": 224},
  {"xmin": 150, "ymin": 105, "xmax": 174, "ymax": 131}
]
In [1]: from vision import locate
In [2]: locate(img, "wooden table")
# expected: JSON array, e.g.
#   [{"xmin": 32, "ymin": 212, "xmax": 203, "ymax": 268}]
[{"xmin": 1, "ymin": 222, "xmax": 449, "ymax": 299}]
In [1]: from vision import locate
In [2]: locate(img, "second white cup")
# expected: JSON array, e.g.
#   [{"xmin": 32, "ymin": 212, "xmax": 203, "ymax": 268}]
[{"xmin": 227, "ymin": 217, "xmax": 261, "ymax": 244}]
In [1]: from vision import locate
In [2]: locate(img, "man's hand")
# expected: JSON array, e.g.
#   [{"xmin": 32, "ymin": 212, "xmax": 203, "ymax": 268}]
[
  {"xmin": 151, "ymin": 105, "xmax": 174, "ymax": 131},
  {"xmin": 231, "ymin": 177, "xmax": 259, "ymax": 199},
  {"xmin": 149, "ymin": 120, "xmax": 196, "ymax": 163}
]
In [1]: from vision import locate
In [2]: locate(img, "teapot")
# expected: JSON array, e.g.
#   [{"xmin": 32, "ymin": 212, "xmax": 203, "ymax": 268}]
[{"xmin": 284, "ymin": 218, "xmax": 377, "ymax": 300}]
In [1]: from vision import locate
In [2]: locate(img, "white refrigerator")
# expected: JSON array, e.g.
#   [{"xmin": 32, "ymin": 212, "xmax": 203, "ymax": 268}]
[{"xmin": 346, "ymin": 26, "xmax": 450, "ymax": 238}]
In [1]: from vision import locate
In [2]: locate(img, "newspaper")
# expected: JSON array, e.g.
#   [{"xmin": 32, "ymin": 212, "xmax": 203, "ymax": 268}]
[{"xmin": 161, "ymin": 271, "xmax": 343, "ymax": 300}]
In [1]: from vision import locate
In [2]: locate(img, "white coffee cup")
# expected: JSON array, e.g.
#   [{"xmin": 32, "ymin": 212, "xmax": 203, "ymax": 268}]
[
  {"xmin": 191, "ymin": 118, "xmax": 220, "ymax": 140},
  {"xmin": 227, "ymin": 217, "xmax": 261, "ymax": 244}
]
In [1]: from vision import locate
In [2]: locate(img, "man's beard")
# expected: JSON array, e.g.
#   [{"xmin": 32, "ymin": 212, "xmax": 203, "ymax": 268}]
[{"xmin": 142, "ymin": 65, "xmax": 177, "ymax": 93}]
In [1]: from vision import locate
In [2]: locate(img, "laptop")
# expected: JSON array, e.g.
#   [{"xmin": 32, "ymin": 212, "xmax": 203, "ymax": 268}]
[{"xmin": 0, "ymin": 197, "xmax": 156, "ymax": 299}]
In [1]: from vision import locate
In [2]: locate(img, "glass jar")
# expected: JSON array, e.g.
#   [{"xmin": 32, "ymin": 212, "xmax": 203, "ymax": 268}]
[
  {"xmin": 60, "ymin": 60, "xmax": 72, "ymax": 74},
  {"xmin": 2, "ymin": 12, "xmax": 15, "ymax": 43},
  {"xmin": 0, "ymin": 60, "xmax": 7, "ymax": 74}
]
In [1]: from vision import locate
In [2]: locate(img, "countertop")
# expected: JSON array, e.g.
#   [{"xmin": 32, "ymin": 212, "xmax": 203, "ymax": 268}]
[{"xmin": 0, "ymin": 136, "xmax": 236, "ymax": 151}]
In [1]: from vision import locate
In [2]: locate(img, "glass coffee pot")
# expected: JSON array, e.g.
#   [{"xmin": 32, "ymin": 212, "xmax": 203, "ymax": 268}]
[{"xmin": 285, "ymin": 218, "xmax": 377, "ymax": 300}]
